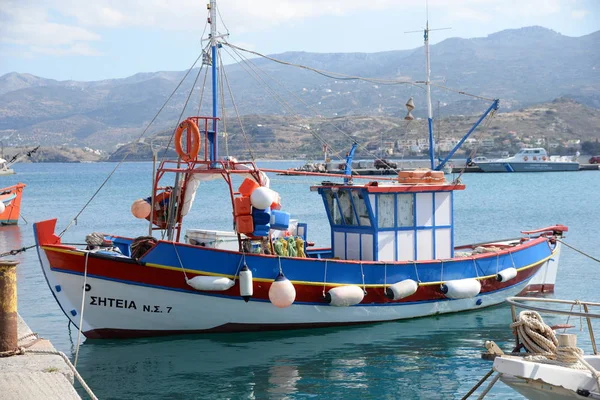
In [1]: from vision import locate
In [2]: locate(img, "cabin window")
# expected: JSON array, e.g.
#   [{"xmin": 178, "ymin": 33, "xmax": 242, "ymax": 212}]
[
  {"xmin": 397, "ymin": 194, "xmax": 414, "ymax": 227},
  {"xmin": 324, "ymin": 191, "xmax": 343, "ymax": 225},
  {"xmin": 351, "ymin": 190, "xmax": 371, "ymax": 226},
  {"xmin": 378, "ymin": 194, "xmax": 395, "ymax": 228},
  {"xmin": 338, "ymin": 190, "xmax": 359, "ymax": 226}
]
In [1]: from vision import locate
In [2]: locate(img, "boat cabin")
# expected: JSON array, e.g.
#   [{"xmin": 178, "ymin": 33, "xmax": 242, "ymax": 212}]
[
  {"xmin": 312, "ymin": 175, "xmax": 465, "ymax": 262},
  {"xmin": 513, "ymin": 148, "xmax": 549, "ymax": 161}
]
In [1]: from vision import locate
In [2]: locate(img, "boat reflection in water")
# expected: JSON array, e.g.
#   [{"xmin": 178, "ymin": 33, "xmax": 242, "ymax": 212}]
[{"xmin": 72, "ymin": 307, "xmax": 516, "ymax": 399}]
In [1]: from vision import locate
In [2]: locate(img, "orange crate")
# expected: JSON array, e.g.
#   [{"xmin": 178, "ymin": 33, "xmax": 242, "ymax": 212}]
[
  {"xmin": 234, "ymin": 196, "xmax": 252, "ymax": 216},
  {"xmin": 238, "ymin": 178, "xmax": 260, "ymax": 197},
  {"xmin": 236, "ymin": 215, "xmax": 254, "ymax": 234}
]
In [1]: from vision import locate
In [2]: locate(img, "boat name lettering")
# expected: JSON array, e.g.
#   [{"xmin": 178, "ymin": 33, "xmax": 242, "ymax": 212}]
[
  {"xmin": 142, "ymin": 305, "xmax": 172, "ymax": 313},
  {"xmin": 89, "ymin": 296, "xmax": 137, "ymax": 310}
]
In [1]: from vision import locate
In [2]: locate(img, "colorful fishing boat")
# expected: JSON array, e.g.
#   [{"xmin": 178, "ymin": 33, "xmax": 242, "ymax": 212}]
[
  {"xmin": 34, "ymin": 1, "xmax": 568, "ymax": 339},
  {"xmin": 0, "ymin": 183, "xmax": 26, "ymax": 225}
]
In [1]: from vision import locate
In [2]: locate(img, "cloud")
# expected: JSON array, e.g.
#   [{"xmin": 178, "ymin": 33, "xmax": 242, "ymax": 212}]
[
  {"xmin": 0, "ymin": 1, "xmax": 101, "ymax": 56},
  {"xmin": 0, "ymin": 0, "xmax": 587, "ymax": 59},
  {"xmin": 571, "ymin": 9, "xmax": 589, "ymax": 19}
]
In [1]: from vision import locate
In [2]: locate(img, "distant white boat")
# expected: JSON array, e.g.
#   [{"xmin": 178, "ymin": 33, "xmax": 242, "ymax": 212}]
[
  {"xmin": 0, "ymin": 146, "xmax": 40, "ymax": 175},
  {"xmin": 0, "ymin": 158, "xmax": 15, "ymax": 176},
  {"xmin": 476, "ymin": 148, "xmax": 579, "ymax": 172}
]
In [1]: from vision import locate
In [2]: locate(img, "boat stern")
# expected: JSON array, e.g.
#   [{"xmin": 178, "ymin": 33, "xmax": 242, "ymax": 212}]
[
  {"xmin": 0, "ymin": 183, "xmax": 26, "ymax": 225},
  {"xmin": 521, "ymin": 225, "xmax": 568, "ymax": 294}
]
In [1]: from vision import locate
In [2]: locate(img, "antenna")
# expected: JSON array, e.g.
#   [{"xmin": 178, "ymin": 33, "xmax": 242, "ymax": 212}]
[{"xmin": 405, "ymin": 1, "xmax": 451, "ymax": 169}]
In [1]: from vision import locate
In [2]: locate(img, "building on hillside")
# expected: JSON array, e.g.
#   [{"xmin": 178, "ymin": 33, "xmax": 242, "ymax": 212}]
[{"xmin": 481, "ymin": 138, "xmax": 495, "ymax": 148}]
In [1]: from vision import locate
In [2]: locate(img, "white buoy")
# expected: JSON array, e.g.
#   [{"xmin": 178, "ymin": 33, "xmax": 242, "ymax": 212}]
[
  {"xmin": 496, "ymin": 267, "xmax": 518, "ymax": 282},
  {"xmin": 0, "ymin": 201, "xmax": 5, "ymax": 214},
  {"xmin": 239, "ymin": 264, "xmax": 253, "ymax": 302},
  {"xmin": 250, "ymin": 187, "xmax": 276, "ymax": 210},
  {"xmin": 326, "ymin": 285, "xmax": 364, "ymax": 307},
  {"xmin": 268, "ymin": 272, "xmax": 296, "ymax": 308},
  {"xmin": 186, "ymin": 276, "xmax": 234, "ymax": 291},
  {"xmin": 385, "ymin": 279, "xmax": 418, "ymax": 300},
  {"xmin": 440, "ymin": 278, "xmax": 481, "ymax": 299},
  {"xmin": 131, "ymin": 198, "xmax": 151, "ymax": 219}
]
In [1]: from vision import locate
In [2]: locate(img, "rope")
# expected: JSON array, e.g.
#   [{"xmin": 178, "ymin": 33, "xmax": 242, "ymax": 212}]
[
  {"xmin": 360, "ymin": 263, "xmax": 366, "ymax": 294},
  {"xmin": 58, "ymin": 49, "xmax": 207, "ymax": 238},
  {"xmin": 322, "ymin": 260, "xmax": 328, "ymax": 297},
  {"xmin": 74, "ymin": 251, "xmax": 89, "ymax": 368},
  {"xmin": 476, "ymin": 373, "xmax": 500, "ymax": 400},
  {"xmin": 226, "ymin": 42, "xmax": 425, "ymax": 88},
  {"xmin": 0, "ymin": 244, "xmax": 36, "ymax": 258},
  {"xmin": 511, "ymin": 310, "xmax": 558, "ymax": 354},
  {"xmin": 223, "ymin": 43, "xmax": 406, "ymax": 171},
  {"xmin": 20, "ymin": 349, "xmax": 98, "ymax": 400},
  {"xmin": 218, "ymin": 49, "xmax": 256, "ymax": 161},
  {"xmin": 461, "ymin": 368, "xmax": 494, "ymax": 400},
  {"xmin": 557, "ymin": 239, "xmax": 600, "ymax": 264},
  {"xmin": 452, "ymin": 107, "xmax": 497, "ymax": 184}
]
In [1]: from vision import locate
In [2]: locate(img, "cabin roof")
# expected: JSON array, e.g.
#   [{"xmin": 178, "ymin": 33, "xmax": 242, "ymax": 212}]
[{"xmin": 311, "ymin": 182, "xmax": 466, "ymax": 193}]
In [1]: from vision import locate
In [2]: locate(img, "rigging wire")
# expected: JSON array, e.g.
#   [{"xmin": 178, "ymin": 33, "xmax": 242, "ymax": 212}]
[
  {"xmin": 159, "ymin": 49, "xmax": 208, "ymax": 240},
  {"xmin": 58, "ymin": 50, "xmax": 207, "ymax": 238},
  {"xmin": 160, "ymin": 49, "xmax": 208, "ymax": 165},
  {"xmin": 216, "ymin": 3, "xmax": 230, "ymax": 36},
  {"xmin": 218, "ymin": 49, "xmax": 256, "ymax": 161},
  {"xmin": 196, "ymin": 65, "xmax": 210, "ymax": 116},
  {"xmin": 221, "ymin": 45, "xmax": 340, "ymax": 161},
  {"xmin": 226, "ymin": 42, "xmax": 424, "ymax": 89},
  {"xmin": 218, "ymin": 53, "xmax": 229, "ymax": 158},
  {"xmin": 225, "ymin": 41, "xmax": 416, "ymax": 172}
]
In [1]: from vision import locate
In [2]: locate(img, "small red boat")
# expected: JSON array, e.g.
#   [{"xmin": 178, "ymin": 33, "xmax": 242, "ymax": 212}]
[{"xmin": 0, "ymin": 183, "xmax": 26, "ymax": 225}]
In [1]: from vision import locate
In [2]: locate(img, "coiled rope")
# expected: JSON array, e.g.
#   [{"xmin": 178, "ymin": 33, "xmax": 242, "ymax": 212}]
[
  {"xmin": 512, "ymin": 310, "xmax": 600, "ymax": 391},
  {"xmin": 511, "ymin": 310, "xmax": 558, "ymax": 354}
]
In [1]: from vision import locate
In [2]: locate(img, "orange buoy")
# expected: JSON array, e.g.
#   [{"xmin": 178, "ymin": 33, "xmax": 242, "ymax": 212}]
[
  {"xmin": 174, "ymin": 119, "xmax": 201, "ymax": 162},
  {"xmin": 146, "ymin": 191, "xmax": 172, "ymax": 228}
]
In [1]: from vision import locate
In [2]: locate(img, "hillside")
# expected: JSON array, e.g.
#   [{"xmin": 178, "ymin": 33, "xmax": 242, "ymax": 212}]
[
  {"xmin": 109, "ymin": 98, "xmax": 600, "ymax": 161},
  {"xmin": 0, "ymin": 26, "xmax": 598, "ymax": 152}
]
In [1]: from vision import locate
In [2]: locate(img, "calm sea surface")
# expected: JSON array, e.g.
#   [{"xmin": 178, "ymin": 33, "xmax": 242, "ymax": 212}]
[{"xmin": 2, "ymin": 161, "xmax": 599, "ymax": 399}]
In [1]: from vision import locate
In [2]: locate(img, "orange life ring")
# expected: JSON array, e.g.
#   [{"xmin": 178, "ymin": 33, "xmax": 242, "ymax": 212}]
[
  {"xmin": 145, "ymin": 190, "xmax": 172, "ymax": 228},
  {"xmin": 174, "ymin": 119, "xmax": 201, "ymax": 162},
  {"xmin": 542, "ymin": 156, "xmax": 547, "ymax": 161},
  {"xmin": 533, "ymin": 156, "xmax": 537, "ymax": 161},
  {"xmin": 523, "ymin": 156, "xmax": 529, "ymax": 161}
]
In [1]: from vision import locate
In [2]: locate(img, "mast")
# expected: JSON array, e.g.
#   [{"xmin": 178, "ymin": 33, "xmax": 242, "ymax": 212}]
[
  {"xmin": 209, "ymin": 0, "xmax": 218, "ymax": 164},
  {"xmin": 424, "ymin": 20, "xmax": 435, "ymax": 170}
]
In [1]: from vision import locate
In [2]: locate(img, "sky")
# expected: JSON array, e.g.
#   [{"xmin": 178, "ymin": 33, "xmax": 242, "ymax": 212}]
[{"xmin": 0, "ymin": 0, "xmax": 598, "ymax": 82}]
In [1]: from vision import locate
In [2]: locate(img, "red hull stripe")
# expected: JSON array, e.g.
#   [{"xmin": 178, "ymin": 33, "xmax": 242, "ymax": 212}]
[
  {"xmin": 521, "ymin": 284, "xmax": 555, "ymax": 294},
  {"xmin": 44, "ymin": 247, "xmax": 544, "ymax": 304}
]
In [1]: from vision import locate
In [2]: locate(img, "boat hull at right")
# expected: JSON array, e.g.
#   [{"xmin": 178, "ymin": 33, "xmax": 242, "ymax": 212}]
[{"xmin": 476, "ymin": 161, "xmax": 579, "ymax": 172}]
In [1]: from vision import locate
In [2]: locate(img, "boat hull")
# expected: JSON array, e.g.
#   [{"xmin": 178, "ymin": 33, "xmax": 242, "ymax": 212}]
[
  {"xmin": 34, "ymin": 219, "xmax": 562, "ymax": 339},
  {"xmin": 476, "ymin": 161, "xmax": 579, "ymax": 172},
  {"xmin": 0, "ymin": 183, "xmax": 25, "ymax": 225},
  {"xmin": 495, "ymin": 355, "xmax": 600, "ymax": 400}
]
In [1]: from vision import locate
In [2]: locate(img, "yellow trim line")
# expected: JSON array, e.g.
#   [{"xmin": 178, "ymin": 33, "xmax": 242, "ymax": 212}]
[{"xmin": 42, "ymin": 245, "xmax": 558, "ymax": 288}]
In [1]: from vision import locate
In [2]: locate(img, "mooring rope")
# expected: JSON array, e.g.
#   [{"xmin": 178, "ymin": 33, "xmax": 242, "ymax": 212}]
[
  {"xmin": 74, "ymin": 251, "xmax": 90, "ymax": 368},
  {"xmin": 557, "ymin": 239, "xmax": 600, "ymax": 264}
]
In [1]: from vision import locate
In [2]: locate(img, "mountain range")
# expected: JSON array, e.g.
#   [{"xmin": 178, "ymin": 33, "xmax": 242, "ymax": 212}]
[{"xmin": 0, "ymin": 26, "xmax": 598, "ymax": 153}]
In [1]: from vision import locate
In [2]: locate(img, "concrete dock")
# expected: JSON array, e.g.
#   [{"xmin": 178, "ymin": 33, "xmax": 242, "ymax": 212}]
[{"xmin": 0, "ymin": 314, "xmax": 81, "ymax": 399}]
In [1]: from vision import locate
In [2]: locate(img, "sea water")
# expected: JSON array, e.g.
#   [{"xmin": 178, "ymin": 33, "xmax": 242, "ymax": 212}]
[{"xmin": 1, "ymin": 161, "xmax": 599, "ymax": 399}]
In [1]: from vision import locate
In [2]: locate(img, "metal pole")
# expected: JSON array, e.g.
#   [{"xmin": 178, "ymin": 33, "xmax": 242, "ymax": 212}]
[
  {"xmin": 0, "ymin": 260, "xmax": 18, "ymax": 354},
  {"xmin": 425, "ymin": 22, "xmax": 435, "ymax": 170},
  {"xmin": 583, "ymin": 304, "xmax": 598, "ymax": 355},
  {"xmin": 209, "ymin": 0, "xmax": 218, "ymax": 164}
]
